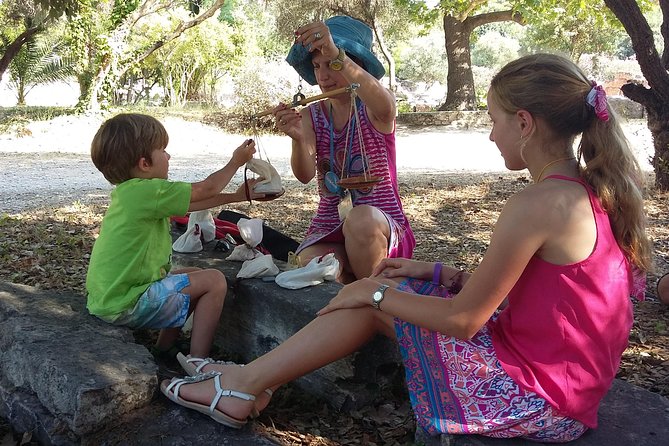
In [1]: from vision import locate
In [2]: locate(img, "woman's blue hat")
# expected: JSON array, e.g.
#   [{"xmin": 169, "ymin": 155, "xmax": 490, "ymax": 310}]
[{"xmin": 285, "ymin": 16, "xmax": 385, "ymax": 86}]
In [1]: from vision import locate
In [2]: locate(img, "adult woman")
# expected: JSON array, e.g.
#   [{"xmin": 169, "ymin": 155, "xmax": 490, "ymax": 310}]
[
  {"xmin": 274, "ymin": 16, "xmax": 414, "ymax": 283},
  {"xmin": 162, "ymin": 54, "xmax": 651, "ymax": 442}
]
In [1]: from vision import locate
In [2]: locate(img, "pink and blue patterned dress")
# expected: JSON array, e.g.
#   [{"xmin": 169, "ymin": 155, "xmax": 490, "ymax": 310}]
[{"xmin": 296, "ymin": 101, "xmax": 414, "ymax": 258}]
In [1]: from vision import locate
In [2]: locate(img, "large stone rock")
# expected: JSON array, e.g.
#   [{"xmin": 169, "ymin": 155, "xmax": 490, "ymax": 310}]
[
  {"xmin": 172, "ymin": 248, "xmax": 404, "ymax": 412},
  {"xmin": 0, "ymin": 281, "xmax": 280, "ymax": 445},
  {"xmin": 0, "ymin": 282, "xmax": 157, "ymax": 440}
]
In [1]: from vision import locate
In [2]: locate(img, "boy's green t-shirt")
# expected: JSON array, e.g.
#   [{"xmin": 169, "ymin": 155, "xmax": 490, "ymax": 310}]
[{"xmin": 86, "ymin": 178, "xmax": 191, "ymax": 317}]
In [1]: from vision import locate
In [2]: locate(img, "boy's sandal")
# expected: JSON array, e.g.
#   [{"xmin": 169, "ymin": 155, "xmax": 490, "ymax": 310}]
[
  {"xmin": 177, "ymin": 352, "xmax": 239, "ymax": 376},
  {"xmin": 151, "ymin": 338, "xmax": 191, "ymax": 362},
  {"xmin": 160, "ymin": 371, "xmax": 255, "ymax": 429},
  {"xmin": 176, "ymin": 353, "xmax": 274, "ymax": 419}
]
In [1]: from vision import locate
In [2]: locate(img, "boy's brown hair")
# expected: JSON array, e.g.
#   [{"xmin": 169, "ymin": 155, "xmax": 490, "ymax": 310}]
[{"xmin": 90, "ymin": 113, "xmax": 169, "ymax": 185}]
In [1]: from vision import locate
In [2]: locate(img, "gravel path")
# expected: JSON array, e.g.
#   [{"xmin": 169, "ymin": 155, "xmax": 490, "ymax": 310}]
[{"xmin": 0, "ymin": 115, "xmax": 655, "ymax": 213}]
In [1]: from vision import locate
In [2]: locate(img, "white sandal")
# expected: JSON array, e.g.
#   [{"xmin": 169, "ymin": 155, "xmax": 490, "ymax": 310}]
[
  {"xmin": 160, "ymin": 371, "xmax": 255, "ymax": 429},
  {"xmin": 177, "ymin": 352, "xmax": 239, "ymax": 376},
  {"xmin": 176, "ymin": 353, "xmax": 274, "ymax": 419}
]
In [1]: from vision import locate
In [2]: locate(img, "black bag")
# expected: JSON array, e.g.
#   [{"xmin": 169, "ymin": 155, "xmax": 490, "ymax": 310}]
[{"xmin": 217, "ymin": 210, "xmax": 299, "ymax": 262}]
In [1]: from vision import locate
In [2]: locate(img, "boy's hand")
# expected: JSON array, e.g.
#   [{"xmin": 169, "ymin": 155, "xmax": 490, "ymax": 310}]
[
  {"xmin": 231, "ymin": 139, "xmax": 256, "ymax": 167},
  {"xmin": 234, "ymin": 178, "xmax": 266, "ymax": 202}
]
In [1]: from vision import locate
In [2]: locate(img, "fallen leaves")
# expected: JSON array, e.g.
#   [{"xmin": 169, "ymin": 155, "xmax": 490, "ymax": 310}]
[{"xmin": 1, "ymin": 172, "xmax": 668, "ymax": 445}]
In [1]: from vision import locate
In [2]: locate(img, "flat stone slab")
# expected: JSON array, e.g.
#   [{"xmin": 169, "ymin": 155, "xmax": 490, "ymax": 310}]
[
  {"xmin": 172, "ymin": 245, "xmax": 405, "ymax": 412},
  {"xmin": 0, "ymin": 281, "xmax": 278, "ymax": 445}
]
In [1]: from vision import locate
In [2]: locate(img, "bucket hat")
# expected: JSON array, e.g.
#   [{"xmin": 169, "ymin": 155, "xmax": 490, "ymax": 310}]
[{"xmin": 286, "ymin": 16, "xmax": 385, "ymax": 85}]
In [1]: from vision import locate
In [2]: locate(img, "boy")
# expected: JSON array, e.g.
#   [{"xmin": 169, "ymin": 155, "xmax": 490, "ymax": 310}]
[{"xmin": 86, "ymin": 113, "xmax": 262, "ymax": 363}]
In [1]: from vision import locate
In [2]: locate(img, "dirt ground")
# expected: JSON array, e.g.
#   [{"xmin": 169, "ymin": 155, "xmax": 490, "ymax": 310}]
[{"xmin": 0, "ymin": 115, "xmax": 667, "ymax": 445}]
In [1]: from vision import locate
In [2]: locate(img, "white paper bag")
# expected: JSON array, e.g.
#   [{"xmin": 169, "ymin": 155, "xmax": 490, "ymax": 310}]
[
  {"xmin": 172, "ymin": 224, "xmax": 203, "ymax": 253},
  {"xmin": 189, "ymin": 210, "xmax": 216, "ymax": 242},
  {"xmin": 237, "ymin": 254, "xmax": 280, "ymax": 279}
]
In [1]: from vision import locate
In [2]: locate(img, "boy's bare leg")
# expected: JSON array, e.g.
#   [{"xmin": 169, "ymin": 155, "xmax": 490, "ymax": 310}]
[
  {"xmin": 166, "ymin": 305, "xmax": 397, "ymax": 420},
  {"xmin": 153, "ymin": 268, "xmax": 201, "ymax": 352},
  {"xmin": 182, "ymin": 268, "xmax": 227, "ymax": 357},
  {"xmin": 155, "ymin": 327, "xmax": 181, "ymax": 351}
]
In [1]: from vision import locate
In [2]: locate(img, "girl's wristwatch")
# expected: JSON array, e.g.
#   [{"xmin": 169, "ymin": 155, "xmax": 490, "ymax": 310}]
[
  {"xmin": 329, "ymin": 47, "xmax": 346, "ymax": 71},
  {"xmin": 372, "ymin": 284, "xmax": 389, "ymax": 310}
]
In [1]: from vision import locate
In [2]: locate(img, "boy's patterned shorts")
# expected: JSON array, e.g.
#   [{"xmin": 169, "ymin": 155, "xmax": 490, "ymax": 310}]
[{"xmin": 107, "ymin": 273, "xmax": 191, "ymax": 329}]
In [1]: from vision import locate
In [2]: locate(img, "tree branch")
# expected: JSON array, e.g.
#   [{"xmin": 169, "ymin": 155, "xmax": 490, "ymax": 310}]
[
  {"xmin": 620, "ymin": 81, "xmax": 662, "ymax": 110},
  {"xmin": 122, "ymin": 0, "xmax": 226, "ymax": 74},
  {"xmin": 0, "ymin": 25, "xmax": 43, "ymax": 81},
  {"xmin": 603, "ymin": 0, "xmax": 669, "ymax": 101},
  {"xmin": 464, "ymin": 9, "xmax": 524, "ymax": 33}
]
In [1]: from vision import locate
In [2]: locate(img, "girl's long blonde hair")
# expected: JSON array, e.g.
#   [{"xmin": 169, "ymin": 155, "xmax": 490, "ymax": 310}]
[{"xmin": 490, "ymin": 53, "xmax": 652, "ymax": 272}]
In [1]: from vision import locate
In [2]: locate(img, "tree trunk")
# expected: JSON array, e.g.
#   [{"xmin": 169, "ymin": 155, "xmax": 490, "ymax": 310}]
[
  {"xmin": 604, "ymin": 0, "xmax": 669, "ymax": 190},
  {"xmin": 0, "ymin": 25, "xmax": 43, "ymax": 83},
  {"xmin": 439, "ymin": 14, "xmax": 476, "ymax": 111},
  {"xmin": 438, "ymin": 10, "xmax": 524, "ymax": 111},
  {"xmin": 372, "ymin": 24, "xmax": 395, "ymax": 92}
]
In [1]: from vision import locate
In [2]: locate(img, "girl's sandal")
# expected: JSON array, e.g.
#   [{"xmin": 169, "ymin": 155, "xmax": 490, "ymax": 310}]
[
  {"xmin": 160, "ymin": 371, "xmax": 255, "ymax": 429},
  {"xmin": 176, "ymin": 353, "xmax": 274, "ymax": 419}
]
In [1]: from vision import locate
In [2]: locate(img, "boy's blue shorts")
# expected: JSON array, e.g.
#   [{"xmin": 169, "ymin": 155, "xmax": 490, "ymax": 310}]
[{"xmin": 104, "ymin": 273, "xmax": 191, "ymax": 329}]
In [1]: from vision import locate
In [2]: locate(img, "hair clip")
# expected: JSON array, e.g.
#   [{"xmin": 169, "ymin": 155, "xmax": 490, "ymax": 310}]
[{"xmin": 586, "ymin": 83, "xmax": 609, "ymax": 122}]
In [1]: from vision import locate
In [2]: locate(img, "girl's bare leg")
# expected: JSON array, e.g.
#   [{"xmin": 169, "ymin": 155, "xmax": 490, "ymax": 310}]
[
  {"xmin": 343, "ymin": 205, "xmax": 390, "ymax": 280},
  {"xmin": 166, "ymin": 305, "xmax": 397, "ymax": 420}
]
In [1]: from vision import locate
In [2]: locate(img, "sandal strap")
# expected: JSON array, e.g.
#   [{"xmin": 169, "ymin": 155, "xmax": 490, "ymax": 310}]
[
  {"xmin": 210, "ymin": 373, "xmax": 256, "ymax": 414},
  {"xmin": 186, "ymin": 356, "xmax": 241, "ymax": 375},
  {"xmin": 165, "ymin": 371, "xmax": 219, "ymax": 402}
]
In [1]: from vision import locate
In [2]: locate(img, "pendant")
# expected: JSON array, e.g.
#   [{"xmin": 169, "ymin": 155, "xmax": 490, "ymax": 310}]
[{"xmin": 325, "ymin": 171, "xmax": 342, "ymax": 196}]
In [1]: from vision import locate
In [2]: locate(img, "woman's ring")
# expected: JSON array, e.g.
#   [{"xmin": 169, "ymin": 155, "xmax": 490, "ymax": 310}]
[
  {"xmin": 280, "ymin": 120, "xmax": 286, "ymax": 125},
  {"xmin": 314, "ymin": 32, "xmax": 322, "ymax": 40}
]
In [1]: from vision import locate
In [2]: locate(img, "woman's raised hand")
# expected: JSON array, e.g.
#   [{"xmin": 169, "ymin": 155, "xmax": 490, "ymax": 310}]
[{"xmin": 294, "ymin": 20, "xmax": 337, "ymax": 60}]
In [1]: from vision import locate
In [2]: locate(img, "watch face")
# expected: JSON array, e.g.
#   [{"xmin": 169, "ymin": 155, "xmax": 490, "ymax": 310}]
[
  {"xmin": 373, "ymin": 291, "xmax": 383, "ymax": 302},
  {"xmin": 330, "ymin": 60, "xmax": 343, "ymax": 71}
]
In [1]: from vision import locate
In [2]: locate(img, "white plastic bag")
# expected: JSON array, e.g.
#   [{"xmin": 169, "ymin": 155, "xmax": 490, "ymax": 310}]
[
  {"xmin": 275, "ymin": 253, "xmax": 340, "ymax": 289},
  {"xmin": 238, "ymin": 218, "xmax": 263, "ymax": 248},
  {"xmin": 226, "ymin": 244, "xmax": 261, "ymax": 261}
]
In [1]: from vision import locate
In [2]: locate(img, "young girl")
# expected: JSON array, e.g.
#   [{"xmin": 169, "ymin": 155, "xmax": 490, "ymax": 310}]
[{"xmin": 160, "ymin": 54, "xmax": 652, "ymax": 442}]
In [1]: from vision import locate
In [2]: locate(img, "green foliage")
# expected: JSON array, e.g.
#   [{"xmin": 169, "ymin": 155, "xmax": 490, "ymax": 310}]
[
  {"xmin": 34, "ymin": 0, "xmax": 80, "ymax": 19},
  {"xmin": 520, "ymin": 2, "xmax": 625, "ymax": 59},
  {"xmin": 8, "ymin": 30, "xmax": 75, "ymax": 105},
  {"xmin": 471, "ymin": 30, "xmax": 519, "ymax": 69},
  {"xmin": 0, "ymin": 106, "xmax": 75, "ymax": 134},
  {"xmin": 395, "ymin": 28, "xmax": 447, "ymax": 85},
  {"xmin": 111, "ymin": 0, "xmax": 139, "ymax": 27}
]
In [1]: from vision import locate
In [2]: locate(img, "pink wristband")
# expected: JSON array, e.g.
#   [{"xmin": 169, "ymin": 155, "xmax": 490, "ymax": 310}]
[{"xmin": 432, "ymin": 262, "xmax": 442, "ymax": 285}]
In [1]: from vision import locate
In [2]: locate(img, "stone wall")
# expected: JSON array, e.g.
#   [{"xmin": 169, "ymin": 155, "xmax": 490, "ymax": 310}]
[{"xmin": 397, "ymin": 97, "xmax": 645, "ymax": 128}]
